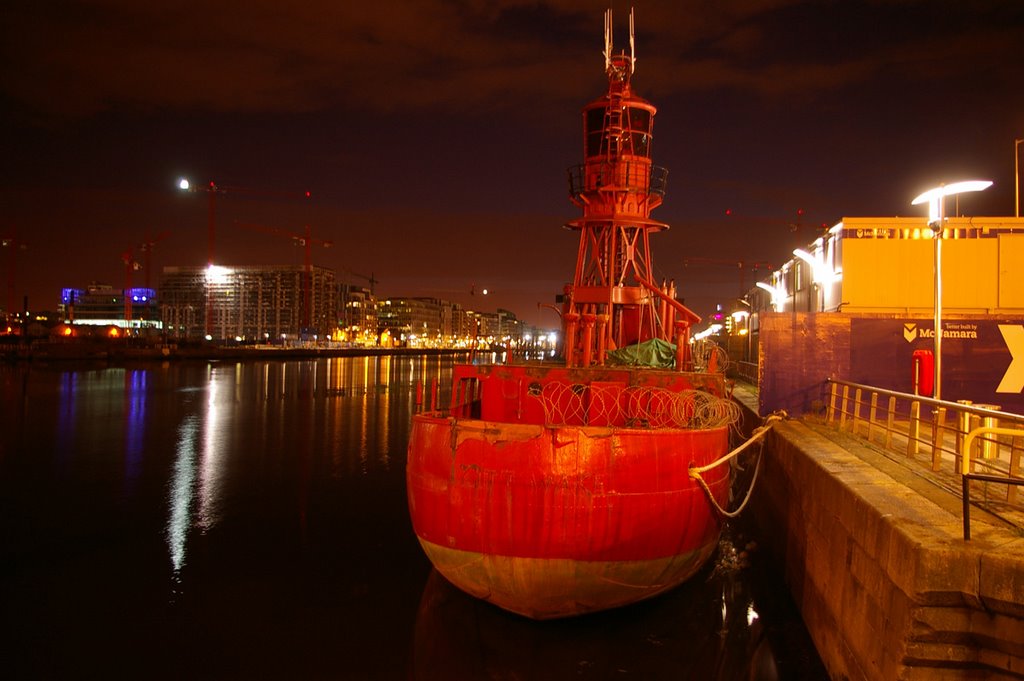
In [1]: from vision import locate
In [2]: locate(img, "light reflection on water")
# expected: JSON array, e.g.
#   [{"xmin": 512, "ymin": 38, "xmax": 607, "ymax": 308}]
[
  {"xmin": 154, "ymin": 356, "xmax": 446, "ymax": 582},
  {"xmin": 0, "ymin": 355, "xmax": 825, "ymax": 680},
  {"xmin": 122, "ymin": 369, "xmax": 147, "ymax": 495},
  {"xmin": 197, "ymin": 365, "xmax": 227, "ymax": 534},
  {"xmin": 168, "ymin": 414, "xmax": 198, "ymax": 578}
]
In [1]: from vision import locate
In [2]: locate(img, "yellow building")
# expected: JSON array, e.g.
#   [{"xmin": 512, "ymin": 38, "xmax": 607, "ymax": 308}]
[
  {"xmin": 746, "ymin": 216, "xmax": 1024, "ymax": 415},
  {"xmin": 749, "ymin": 217, "xmax": 1024, "ymax": 316}
]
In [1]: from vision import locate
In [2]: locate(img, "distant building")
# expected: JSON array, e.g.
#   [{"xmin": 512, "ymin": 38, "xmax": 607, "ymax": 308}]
[
  {"xmin": 450, "ymin": 303, "xmax": 471, "ymax": 340},
  {"xmin": 746, "ymin": 216, "xmax": 1024, "ymax": 414},
  {"xmin": 59, "ymin": 283, "xmax": 162, "ymax": 330},
  {"xmin": 466, "ymin": 310, "xmax": 496, "ymax": 338},
  {"xmin": 464, "ymin": 309, "xmax": 524, "ymax": 342},
  {"xmin": 340, "ymin": 284, "xmax": 378, "ymax": 345},
  {"xmin": 497, "ymin": 308, "xmax": 524, "ymax": 341},
  {"xmin": 159, "ymin": 264, "xmax": 337, "ymax": 340},
  {"xmin": 377, "ymin": 297, "xmax": 444, "ymax": 345},
  {"xmin": 375, "ymin": 298, "xmax": 516, "ymax": 347}
]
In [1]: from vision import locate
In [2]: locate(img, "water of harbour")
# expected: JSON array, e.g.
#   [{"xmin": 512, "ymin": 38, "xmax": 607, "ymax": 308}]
[{"xmin": 1, "ymin": 355, "xmax": 828, "ymax": 680}]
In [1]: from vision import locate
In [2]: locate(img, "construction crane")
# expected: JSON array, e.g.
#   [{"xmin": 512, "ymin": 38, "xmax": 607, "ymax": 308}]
[
  {"xmin": 138, "ymin": 230, "xmax": 171, "ymax": 290},
  {"xmin": 2, "ymin": 228, "xmax": 28, "ymax": 320},
  {"xmin": 178, "ymin": 179, "xmax": 311, "ymax": 266},
  {"xmin": 178, "ymin": 178, "xmax": 311, "ymax": 336},
  {"xmin": 723, "ymin": 207, "xmax": 830, "ymax": 236},
  {"xmin": 341, "ymin": 268, "xmax": 378, "ymax": 295},
  {"xmin": 724, "ymin": 208, "xmax": 804, "ymax": 232},
  {"xmin": 682, "ymin": 257, "xmax": 774, "ymax": 298},
  {"xmin": 234, "ymin": 221, "xmax": 332, "ymax": 331},
  {"xmin": 121, "ymin": 247, "xmax": 141, "ymax": 324}
]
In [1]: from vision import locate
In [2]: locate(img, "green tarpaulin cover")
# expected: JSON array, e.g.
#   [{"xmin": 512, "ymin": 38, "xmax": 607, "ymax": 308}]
[{"xmin": 606, "ymin": 338, "xmax": 677, "ymax": 368}]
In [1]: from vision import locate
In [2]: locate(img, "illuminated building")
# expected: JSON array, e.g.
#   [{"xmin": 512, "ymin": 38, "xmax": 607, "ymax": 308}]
[
  {"xmin": 340, "ymin": 284, "xmax": 378, "ymax": 345},
  {"xmin": 377, "ymin": 297, "xmax": 444, "ymax": 345},
  {"xmin": 449, "ymin": 303, "xmax": 471, "ymax": 340},
  {"xmin": 375, "ymin": 298, "xmax": 520, "ymax": 347},
  {"xmin": 747, "ymin": 216, "xmax": 1024, "ymax": 316},
  {"xmin": 746, "ymin": 215, "xmax": 1024, "ymax": 413},
  {"xmin": 59, "ymin": 283, "xmax": 162, "ymax": 330},
  {"xmin": 159, "ymin": 264, "xmax": 337, "ymax": 340}
]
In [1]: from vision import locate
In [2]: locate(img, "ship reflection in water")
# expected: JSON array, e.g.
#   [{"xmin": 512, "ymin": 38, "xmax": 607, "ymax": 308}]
[
  {"xmin": 0, "ymin": 356, "xmax": 825, "ymax": 679},
  {"xmin": 412, "ymin": 524, "xmax": 820, "ymax": 681}
]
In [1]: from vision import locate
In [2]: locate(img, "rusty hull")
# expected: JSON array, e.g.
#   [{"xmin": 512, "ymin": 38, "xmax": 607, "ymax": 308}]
[{"xmin": 406, "ymin": 413, "xmax": 730, "ymax": 619}]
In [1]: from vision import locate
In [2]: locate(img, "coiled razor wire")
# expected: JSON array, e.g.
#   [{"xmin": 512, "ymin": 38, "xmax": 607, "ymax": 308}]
[
  {"xmin": 692, "ymin": 338, "xmax": 730, "ymax": 374},
  {"xmin": 528, "ymin": 382, "xmax": 741, "ymax": 430}
]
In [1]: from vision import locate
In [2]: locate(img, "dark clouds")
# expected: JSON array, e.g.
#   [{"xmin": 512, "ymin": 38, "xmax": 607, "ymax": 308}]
[
  {"xmin": 9, "ymin": 1, "xmax": 1017, "ymax": 118},
  {"xmin": 1, "ymin": 0, "xmax": 1022, "ymax": 324},
  {"xmin": 2, "ymin": 1, "xmax": 595, "ymax": 118}
]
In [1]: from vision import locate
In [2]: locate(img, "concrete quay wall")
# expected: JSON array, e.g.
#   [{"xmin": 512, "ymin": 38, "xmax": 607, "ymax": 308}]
[{"xmin": 749, "ymin": 418, "xmax": 1024, "ymax": 680}]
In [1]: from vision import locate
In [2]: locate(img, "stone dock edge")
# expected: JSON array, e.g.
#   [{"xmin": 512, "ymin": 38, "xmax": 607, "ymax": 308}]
[{"xmin": 733, "ymin": 386, "xmax": 1024, "ymax": 681}]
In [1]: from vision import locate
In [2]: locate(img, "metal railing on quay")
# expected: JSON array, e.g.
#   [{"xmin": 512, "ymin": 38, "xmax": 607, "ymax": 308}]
[
  {"xmin": 823, "ymin": 378, "xmax": 1024, "ymax": 540},
  {"xmin": 734, "ymin": 361, "xmax": 758, "ymax": 385}
]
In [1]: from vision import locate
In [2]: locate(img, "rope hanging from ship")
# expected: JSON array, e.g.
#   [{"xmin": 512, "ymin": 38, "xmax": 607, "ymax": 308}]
[{"xmin": 689, "ymin": 411, "xmax": 787, "ymax": 518}]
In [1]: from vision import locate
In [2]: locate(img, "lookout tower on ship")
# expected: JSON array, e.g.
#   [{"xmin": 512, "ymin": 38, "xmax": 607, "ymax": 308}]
[{"xmin": 563, "ymin": 9, "xmax": 700, "ymax": 369}]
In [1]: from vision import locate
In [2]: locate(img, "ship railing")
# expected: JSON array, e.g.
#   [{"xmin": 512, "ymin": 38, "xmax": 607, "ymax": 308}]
[
  {"xmin": 567, "ymin": 163, "xmax": 668, "ymax": 198},
  {"xmin": 414, "ymin": 377, "xmax": 477, "ymax": 419},
  {"xmin": 822, "ymin": 378, "xmax": 1024, "ymax": 539},
  {"xmin": 414, "ymin": 379, "xmax": 447, "ymax": 415}
]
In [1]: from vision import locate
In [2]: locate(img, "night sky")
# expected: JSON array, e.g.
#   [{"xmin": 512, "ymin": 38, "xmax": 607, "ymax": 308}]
[{"xmin": 2, "ymin": 0, "xmax": 1022, "ymax": 327}]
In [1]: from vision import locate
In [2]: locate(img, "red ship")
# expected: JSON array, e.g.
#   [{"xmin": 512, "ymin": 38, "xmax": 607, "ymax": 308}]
[{"xmin": 407, "ymin": 10, "xmax": 746, "ymax": 620}]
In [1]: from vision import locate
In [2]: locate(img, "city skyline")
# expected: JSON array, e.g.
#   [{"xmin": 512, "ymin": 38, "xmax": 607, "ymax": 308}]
[{"xmin": 2, "ymin": 1, "xmax": 1023, "ymax": 325}]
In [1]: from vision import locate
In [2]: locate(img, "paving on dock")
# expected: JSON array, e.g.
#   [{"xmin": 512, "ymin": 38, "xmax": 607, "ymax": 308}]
[{"xmin": 734, "ymin": 382, "xmax": 1024, "ymax": 539}]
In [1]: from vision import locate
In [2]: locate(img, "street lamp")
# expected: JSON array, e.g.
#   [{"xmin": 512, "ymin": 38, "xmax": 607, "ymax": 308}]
[
  {"xmin": 910, "ymin": 180, "xmax": 992, "ymax": 400},
  {"xmin": 755, "ymin": 281, "xmax": 786, "ymax": 311},
  {"xmin": 1015, "ymin": 138, "xmax": 1022, "ymax": 218}
]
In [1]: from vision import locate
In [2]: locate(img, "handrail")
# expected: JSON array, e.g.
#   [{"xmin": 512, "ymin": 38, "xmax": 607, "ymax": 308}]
[
  {"xmin": 734, "ymin": 361, "xmax": 757, "ymax": 384},
  {"xmin": 826, "ymin": 378, "xmax": 1024, "ymax": 425},
  {"xmin": 567, "ymin": 162, "xmax": 669, "ymax": 198},
  {"xmin": 961, "ymin": 426, "xmax": 1024, "ymax": 540},
  {"xmin": 961, "ymin": 426, "xmax": 1024, "ymax": 474},
  {"xmin": 823, "ymin": 378, "xmax": 1024, "ymax": 541}
]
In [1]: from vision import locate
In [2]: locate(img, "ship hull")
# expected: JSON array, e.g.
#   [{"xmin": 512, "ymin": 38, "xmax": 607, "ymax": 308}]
[{"xmin": 407, "ymin": 413, "xmax": 730, "ymax": 619}]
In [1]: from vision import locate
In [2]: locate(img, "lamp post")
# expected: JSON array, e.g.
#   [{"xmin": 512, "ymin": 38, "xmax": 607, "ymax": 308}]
[
  {"xmin": 1015, "ymin": 138, "xmax": 1022, "ymax": 218},
  {"xmin": 910, "ymin": 180, "xmax": 992, "ymax": 400}
]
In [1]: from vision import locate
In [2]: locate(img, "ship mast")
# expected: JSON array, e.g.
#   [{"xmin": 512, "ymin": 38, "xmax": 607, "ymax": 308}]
[{"xmin": 562, "ymin": 8, "xmax": 699, "ymax": 370}]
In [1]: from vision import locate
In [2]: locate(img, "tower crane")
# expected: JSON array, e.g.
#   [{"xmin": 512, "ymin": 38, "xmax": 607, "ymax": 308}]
[
  {"xmin": 178, "ymin": 178, "xmax": 311, "ymax": 336},
  {"xmin": 723, "ymin": 208, "xmax": 829, "ymax": 235},
  {"xmin": 121, "ymin": 247, "xmax": 141, "ymax": 324},
  {"xmin": 178, "ymin": 179, "xmax": 311, "ymax": 266},
  {"xmin": 341, "ymin": 268, "xmax": 378, "ymax": 295},
  {"xmin": 234, "ymin": 221, "xmax": 332, "ymax": 331},
  {"xmin": 681, "ymin": 257, "xmax": 774, "ymax": 298},
  {"xmin": 2, "ymin": 228, "xmax": 28, "ymax": 321},
  {"xmin": 138, "ymin": 230, "xmax": 171, "ymax": 290}
]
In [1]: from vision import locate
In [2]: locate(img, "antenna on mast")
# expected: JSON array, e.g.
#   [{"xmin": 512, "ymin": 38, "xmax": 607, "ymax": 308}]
[
  {"xmin": 603, "ymin": 6, "xmax": 636, "ymax": 82},
  {"xmin": 603, "ymin": 8, "xmax": 612, "ymax": 72},
  {"xmin": 629, "ymin": 7, "xmax": 636, "ymax": 72}
]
